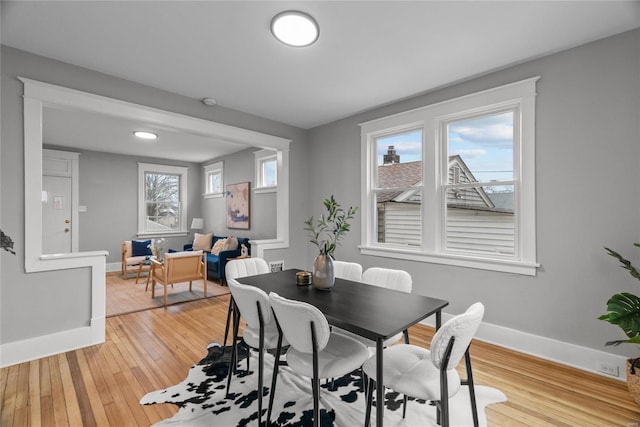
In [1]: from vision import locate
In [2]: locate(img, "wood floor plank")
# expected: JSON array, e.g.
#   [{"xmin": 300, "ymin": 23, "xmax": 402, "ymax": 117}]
[
  {"xmin": 74, "ymin": 348, "xmax": 110, "ymax": 427},
  {"xmin": 27, "ymin": 360, "xmax": 41, "ymax": 427},
  {"xmin": 1, "ymin": 274, "xmax": 640, "ymax": 426}
]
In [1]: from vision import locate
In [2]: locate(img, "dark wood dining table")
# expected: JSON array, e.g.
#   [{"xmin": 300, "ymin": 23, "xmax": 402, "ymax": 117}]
[{"xmin": 238, "ymin": 268, "xmax": 449, "ymax": 427}]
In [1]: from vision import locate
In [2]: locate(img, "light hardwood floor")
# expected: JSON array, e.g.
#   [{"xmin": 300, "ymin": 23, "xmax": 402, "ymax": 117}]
[{"xmin": 2, "ymin": 293, "xmax": 639, "ymax": 426}]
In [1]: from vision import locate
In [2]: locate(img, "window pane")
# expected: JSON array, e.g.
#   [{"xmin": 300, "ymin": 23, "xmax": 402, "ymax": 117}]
[
  {"xmin": 374, "ymin": 129, "xmax": 423, "ymax": 246},
  {"xmin": 376, "ymin": 130, "xmax": 422, "ymax": 189},
  {"xmin": 445, "ymin": 185, "xmax": 514, "ymax": 255},
  {"xmin": 375, "ymin": 193, "xmax": 422, "ymax": 246},
  {"xmin": 448, "ymin": 112, "xmax": 513, "ymax": 183},
  {"xmin": 208, "ymin": 171, "xmax": 221, "ymax": 193},
  {"xmin": 145, "ymin": 172, "xmax": 180, "ymax": 231},
  {"xmin": 262, "ymin": 159, "xmax": 277, "ymax": 187}
]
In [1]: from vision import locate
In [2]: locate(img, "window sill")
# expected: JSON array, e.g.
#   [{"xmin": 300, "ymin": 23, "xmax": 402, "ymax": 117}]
[
  {"xmin": 137, "ymin": 231, "xmax": 188, "ymax": 239},
  {"xmin": 359, "ymin": 245, "xmax": 538, "ymax": 276},
  {"xmin": 254, "ymin": 186, "xmax": 277, "ymax": 194},
  {"xmin": 203, "ymin": 192, "xmax": 224, "ymax": 199}
]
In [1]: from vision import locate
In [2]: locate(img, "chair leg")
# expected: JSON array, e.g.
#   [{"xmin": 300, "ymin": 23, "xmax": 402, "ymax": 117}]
[
  {"xmin": 163, "ymin": 284, "xmax": 168, "ymax": 307},
  {"xmin": 267, "ymin": 334, "xmax": 284, "ymax": 425},
  {"xmin": 464, "ymin": 349, "xmax": 479, "ymax": 427},
  {"xmin": 222, "ymin": 297, "xmax": 234, "ymax": 353},
  {"xmin": 364, "ymin": 378, "xmax": 375, "ymax": 427},
  {"xmin": 257, "ymin": 343, "xmax": 264, "ymax": 427},
  {"xmin": 402, "ymin": 394, "xmax": 408, "ymax": 418},
  {"xmin": 311, "ymin": 377, "xmax": 320, "ymax": 427},
  {"xmin": 226, "ymin": 301, "xmax": 240, "ymax": 397}
]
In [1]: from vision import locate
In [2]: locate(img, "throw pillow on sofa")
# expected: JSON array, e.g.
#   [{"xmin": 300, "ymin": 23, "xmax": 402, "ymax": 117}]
[
  {"xmin": 132, "ymin": 239, "xmax": 153, "ymax": 257},
  {"xmin": 193, "ymin": 232, "xmax": 213, "ymax": 251},
  {"xmin": 211, "ymin": 238, "xmax": 227, "ymax": 255},
  {"xmin": 225, "ymin": 236, "xmax": 239, "ymax": 251}
]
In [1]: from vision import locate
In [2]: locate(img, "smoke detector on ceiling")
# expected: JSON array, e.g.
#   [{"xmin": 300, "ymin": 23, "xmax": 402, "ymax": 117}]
[{"xmin": 202, "ymin": 97, "xmax": 217, "ymax": 106}]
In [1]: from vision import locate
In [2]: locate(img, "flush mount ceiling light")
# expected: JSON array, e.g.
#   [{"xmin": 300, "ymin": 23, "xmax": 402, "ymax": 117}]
[
  {"xmin": 133, "ymin": 131, "xmax": 158, "ymax": 140},
  {"xmin": 271, "ymin": 10, "xmax": 319, "ymax": 47}
]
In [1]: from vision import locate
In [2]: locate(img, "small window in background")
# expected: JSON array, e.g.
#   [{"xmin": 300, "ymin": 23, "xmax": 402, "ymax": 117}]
[
  {"xmin": 204, "ymin": 162, "xmax": 224, "ymax": 197},
  {"xmin": 261, "ymin": 157, "xmax": 277, "ymax": 187},
  {"xmin": 254, "ymin": 149, "xmax": 278, "ymax": 191}
]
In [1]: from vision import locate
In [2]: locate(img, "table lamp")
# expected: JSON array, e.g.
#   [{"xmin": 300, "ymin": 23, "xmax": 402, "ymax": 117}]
[{"xmin": 191, "ymin": 218, "xmax": 205, "ymax": 241}]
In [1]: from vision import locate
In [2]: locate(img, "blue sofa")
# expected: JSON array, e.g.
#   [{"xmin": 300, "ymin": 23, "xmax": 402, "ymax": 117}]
[{"xmin": 184, "ymin": 235, "xmax": 251, "ymax": 284}]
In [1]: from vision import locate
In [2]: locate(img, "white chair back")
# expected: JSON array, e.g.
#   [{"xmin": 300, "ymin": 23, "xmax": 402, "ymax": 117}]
[
  {"xmin": 362, "ymin": 267, "xmax": 412, "ymax": 293},
  {"xmin": 269, "ymin": 292, "xmax": 331, "ymax": 354},
  {"xmin": 333, "ymin": 260, "xmax": 363, "ymax": 282},
  {"xmin": 431, "ymin": 302, "xmax": 484, "ymax": 370},
  {"xmin": 227, "ymin": 278, "xmax": 274, "ymax": 328},
  {"xmin": 226, "ymin": 257, "xmax": 270, "ymax": 280}
]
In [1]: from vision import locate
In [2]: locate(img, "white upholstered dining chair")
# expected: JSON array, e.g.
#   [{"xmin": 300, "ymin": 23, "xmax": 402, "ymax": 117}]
[
  {"xmin": 336, "ymin": 266, "xmax": 413, "ymax": 348},
  {"xmin": 267, "ymin": 292, "xmax": 370, "ymax": 427},
  {"xmin": 225, "ymin": 278, "xmax": 286, "ymax": 427},
  {"xmin": 223, "ymin": 258, "xmax": 270, "ymax": 351},
  {"xmin": 363, "ymin": 302, "xmax": 485, "ymax": 427},
  {"xmin": 332, "ymin": 260, "xmax": 363, "ymax": 282}
]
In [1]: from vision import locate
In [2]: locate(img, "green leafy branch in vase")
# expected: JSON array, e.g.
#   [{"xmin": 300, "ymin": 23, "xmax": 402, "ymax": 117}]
[{"xmin": 304, "ymin": 195, "xmax": 358, "ymax": 258}]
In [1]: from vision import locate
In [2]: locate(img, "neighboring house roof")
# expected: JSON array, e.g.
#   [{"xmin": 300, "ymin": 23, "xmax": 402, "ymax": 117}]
[
  {"xmin": 487, "ymin": 192, "xmax": 514, "ymax": 211},
  {"xmin": 377, "ymin": 156, "xmax": 513, "ymax": 213},
  {"xmin": 377, "ymin": 161, "xmax": 422, "ymax": 203}
]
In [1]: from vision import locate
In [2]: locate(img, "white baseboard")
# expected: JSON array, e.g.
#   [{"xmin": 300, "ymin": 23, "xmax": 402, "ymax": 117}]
[
  {"xmin": 106, "ymin": 262, "xmax": 121, "ymax": 272},
  {"xmin": 0, "ymin": 320, "xmax": 105, "ymax": 368},
  {"xmin": 421, "ymin": 314, "xmax": 628, "ymax": 382}
]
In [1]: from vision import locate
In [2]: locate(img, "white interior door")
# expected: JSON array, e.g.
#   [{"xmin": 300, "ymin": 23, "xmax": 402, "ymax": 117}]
[{"xmin": 42, "ymin": 175, "xmax": 72, "ymax": 254}]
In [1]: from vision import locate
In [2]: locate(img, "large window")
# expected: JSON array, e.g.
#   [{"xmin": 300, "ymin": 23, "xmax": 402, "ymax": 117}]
[
  {"xmin": 138, "ymin": 163, "xmax": 188, "ymax": 235},
  {"xmin": 360, "ymin": 78, "xmax": 539, "ymax": 275}
]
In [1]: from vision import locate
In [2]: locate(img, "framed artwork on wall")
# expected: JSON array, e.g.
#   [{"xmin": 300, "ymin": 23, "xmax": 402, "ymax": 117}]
[{"xmin": 226, "ymin": 182, "xmax": 250, "ymax": 229}]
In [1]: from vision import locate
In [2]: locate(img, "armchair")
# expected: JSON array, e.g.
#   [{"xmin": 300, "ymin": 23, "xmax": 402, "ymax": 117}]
[
  {"xmin": 149, "ymin": 250, "xmax": 207, "ymax": 307},
  {"xmin": 121, "ymin": 239, "xmax": 157, "ymax": 283}
]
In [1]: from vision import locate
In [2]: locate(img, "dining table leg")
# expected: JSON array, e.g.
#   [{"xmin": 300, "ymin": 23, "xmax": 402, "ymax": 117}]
[{"xmin": 376, "ymin": 337, "xmax": 384, "ymax": 427}]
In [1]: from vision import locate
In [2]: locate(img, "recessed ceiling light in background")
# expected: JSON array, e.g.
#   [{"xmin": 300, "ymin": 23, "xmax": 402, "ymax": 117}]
[
  {"xmin": 133, "ymin": 131, "xmax": 158, "ymax": 140},
  {"xmin": 271, "ymin": 11, "xmax": 319, "ymax": 47}
]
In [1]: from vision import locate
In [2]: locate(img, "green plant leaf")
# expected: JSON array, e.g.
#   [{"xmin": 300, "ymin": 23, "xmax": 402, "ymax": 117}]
[{"xmin": 600, "ymin": 292, "xmax": 640, "ymax": 340}]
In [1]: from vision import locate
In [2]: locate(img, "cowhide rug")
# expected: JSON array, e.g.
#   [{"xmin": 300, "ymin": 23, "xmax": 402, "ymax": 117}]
[{"xmin": 140, "ymin": 343, "xmax": 507, "ymax": 426}]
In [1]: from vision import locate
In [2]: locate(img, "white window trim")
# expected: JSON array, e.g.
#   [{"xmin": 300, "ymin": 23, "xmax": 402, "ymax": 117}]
[
  {"xmin": 359, "ymin": 77, "xmax": 540, "ymax": 276},
  {"xmin": 138, "ymin": 162, "xmax": 188, "ymax": 237},
  {"xmin": 203, "ymin": 161, "xmax": 224, "ymax": 199},
  {"xmin": 254, "ymin": 149, "xmax": 278, "ymax": 194}
]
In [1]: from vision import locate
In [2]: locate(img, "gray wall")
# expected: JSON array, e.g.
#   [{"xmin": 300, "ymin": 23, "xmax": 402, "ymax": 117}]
[
  {"xmin": 41, "ymin": 146, "xmax": 202, "ymax": 264},
  {"xmin": 0, "ymin": 46, "xmax": 309, "ymax": 346},
  {"xmin": 202, "ymin": 148, "xmax": 278, "ymax": 241},
  {"xmin": 307, "ymin": 29, "xmax": 640, "ymax": 356}
]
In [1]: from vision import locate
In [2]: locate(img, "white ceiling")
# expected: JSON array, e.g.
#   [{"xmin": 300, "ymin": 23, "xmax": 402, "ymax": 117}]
[{"xmin": 3, "ymin": 1, "xmax": 640, "ymax": 161}]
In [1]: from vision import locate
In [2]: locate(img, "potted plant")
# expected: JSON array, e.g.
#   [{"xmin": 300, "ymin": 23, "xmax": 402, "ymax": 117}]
[
  {"xmin": 599, "ymin": 243, "xmax": 640, "ymax": 404},
  {"xmin": 304, "ymin": 195, "xmax": 358, "ymax": 290}
]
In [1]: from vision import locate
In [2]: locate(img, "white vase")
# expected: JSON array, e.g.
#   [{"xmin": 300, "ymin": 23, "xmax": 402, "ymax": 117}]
[{"xmin": 313, "ymin": 253, "xmax": 335, "ymax": 291}]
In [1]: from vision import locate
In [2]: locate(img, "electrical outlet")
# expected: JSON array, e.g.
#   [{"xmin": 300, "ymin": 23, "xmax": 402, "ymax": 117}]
[{"xmin": 597, "ymin": 361, "xmax": 620, "ymax": 377}]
